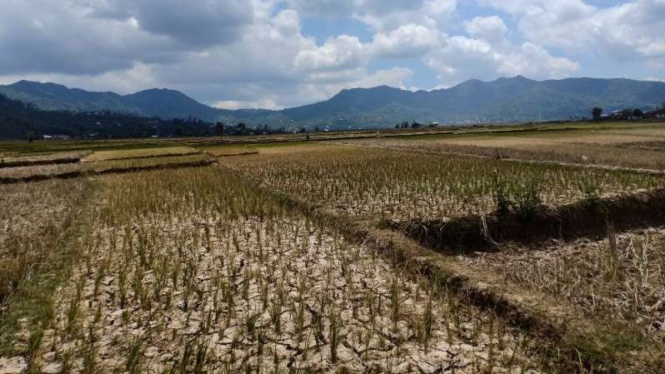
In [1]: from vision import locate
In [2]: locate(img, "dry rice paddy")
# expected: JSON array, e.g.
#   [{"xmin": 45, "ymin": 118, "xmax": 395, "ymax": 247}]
[
  {"xmin": 15, "ymin": 168, "xmax": 543, "ymax": 374},
  {"xmin": 343, "ymin": 131, "xmax": 665, "ymax": 170},
  {"xmin": 461, "ymin": 229, "xmax": 665, "ymax": 342},
  {"xmin": 2, "ymin": 123, "xmax": 665, "ymax": 373},
  {"xmin": 83, "ymin": 147, "xmax": 201, "ymax": 162},
  {"xmin": 223, "ymin": 146, "xmax": 664, "ymax": 221}
]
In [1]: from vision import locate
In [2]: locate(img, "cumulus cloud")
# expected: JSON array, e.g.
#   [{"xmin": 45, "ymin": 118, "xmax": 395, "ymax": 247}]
[
  {"xmin": 0, "ymin": 0, "xmax": 177, "ymax": 75},
  {"xmin": 424, "ymin": 15, "xmax": 579, "ymax": 86},
  {"xmin": 371, "ymin": 24, "xmax": 444, "ymax": 58},
  {"xmin": 0, "ymin": 0, "xmax": 659, "ymax": 109},
  {"xmin": 295, "ymin": 35, "xmax": 369, "ymax": 71},
  {"xmin": 479, "ymin": 0, "xmax": 665, "ymax": 63},
  {"xmin": 464, "ymin": 16, "xmax": 509, "ymax": 45}
]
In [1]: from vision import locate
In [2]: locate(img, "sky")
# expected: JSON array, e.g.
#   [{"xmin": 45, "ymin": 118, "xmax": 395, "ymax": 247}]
[{"xmin": 0, "ymin": 0, "xmax": 663, "ymax": 109}]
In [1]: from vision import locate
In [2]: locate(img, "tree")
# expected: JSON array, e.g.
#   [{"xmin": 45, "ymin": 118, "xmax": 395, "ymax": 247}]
[
  {"xmin": 215, "ymin": 122, "xmax": 225, "ymax": 136},
  {"xmin": 592, "ymin": 107, "xmax": 603, "ymax": 121},
  {"xmin": 174, "ymin": 125, "xmax": 184, "ymax": 137},
  {"xmin": 633, "ymin": 109, "xmax": 644, "ymax": 118}
]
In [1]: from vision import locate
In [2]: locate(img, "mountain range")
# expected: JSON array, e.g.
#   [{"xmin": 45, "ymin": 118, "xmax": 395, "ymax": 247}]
[{"xmin": 1, "ymin": 76, "xmax": 664, "ymax": 129}]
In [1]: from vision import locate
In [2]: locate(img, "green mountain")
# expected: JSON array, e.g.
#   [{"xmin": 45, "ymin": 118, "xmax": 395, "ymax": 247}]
[{"xmin": 1, "ymin": 77, "xmax": 663, "ymax": 129}]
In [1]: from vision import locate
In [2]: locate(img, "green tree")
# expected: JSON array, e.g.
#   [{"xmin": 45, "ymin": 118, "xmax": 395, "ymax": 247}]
[{"xmin": 592, "ymin": 107, "xmax": 603, "ymax": 121}]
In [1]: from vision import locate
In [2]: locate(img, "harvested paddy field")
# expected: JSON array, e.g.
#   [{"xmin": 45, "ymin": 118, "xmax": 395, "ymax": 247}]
[
  {"xmin": 10, "ymin": 168, "xmax": 545, "ymax": 374},
  {"xmin": 0, "ymin": 152, "xmax": 88, "ymax": 168},
  {"xmin": 2, "ymin": 122, "xmax": 665, "ymax": 373},
  {"xmin": 342, "ymin": 134, "xmax": 665, "ymax": 171},
  {"xmin": 0, "ymin": 179, "xmax": 89, "ymax": 308},
  {"xmin": 83, "ymin": 154, "xmax": 212, "ymax": 174},
  {"xmin": 83, "ymin": 147, "xmax": 200, "ymax": 162},
  {"xmin": 203, "ymin": 146, "xmax": 258, "ymax": 157},
  {"xmin": 459, "ymin": 228, "xmax": 665, "ymax": 342},
  {"xmin": 0, "ymin": 154, "xmax": 213, "ymax": 184},
  {"xmin": 223, "ymin": 146, "xmax": 665, "ymax": 221},
  {"xmin": 0, "ymin": 163, "xmax": 81, "ymax": 183}
]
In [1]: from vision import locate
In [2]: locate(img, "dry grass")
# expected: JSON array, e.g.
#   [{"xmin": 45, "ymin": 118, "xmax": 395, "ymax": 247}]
[
  {"xmin": 344, "ymin": 135, "xmax": 665, "ymax": 170},
  {"xmin": 0, "ymin": 179, "xmax": 89, "ymax": 308},
  {"xmin": 257, "ymin": 143, "xmax": 340, "ymax": 155},
  {"xmin": 0, "ymin": 152, "xmax": 88, "ymax": 168},
  {"xmin": 83, "ymin": 154, "xmax": 211, "ymax": 173},
  {"xmin": 0, "ymin": 163, "xmax": 81, "ymax": 181},
  {"xmin": 462, "ymin": 229, "xmax": 665, "ymax": 342},
  {"xmin": 204, "ymin": 146, "xmax": 258, "ymax": 157},
  {"xmin": 84, "ymin": 147, "xmax": 200, "ymax": 162},
  {"xmin": 16, "ymin": 168, "xmax": 545, "ymax": 373},
  {"xmin": 223, "ymin": 146, "xmax": 664, "ymax": 221}
]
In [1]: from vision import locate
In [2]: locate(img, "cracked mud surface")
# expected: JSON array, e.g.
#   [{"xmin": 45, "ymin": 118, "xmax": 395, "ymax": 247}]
[{"xmin": 22, "ymin": 169, "xmax": 544, "ymax": 373}]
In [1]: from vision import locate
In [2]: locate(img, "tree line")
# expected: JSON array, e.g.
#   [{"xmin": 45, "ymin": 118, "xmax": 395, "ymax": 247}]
[{"xmin": 0, "ymin": 94, "xmax": 288, "ymax": 140}]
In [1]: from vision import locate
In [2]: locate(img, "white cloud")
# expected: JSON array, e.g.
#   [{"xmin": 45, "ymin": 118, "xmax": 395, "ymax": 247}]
[
  {"xmin": 372, "ymin": 24, "xmax": 444, "ymax": 58},
  {"xmin": 498, "ymin": 42, "xmax": 580, "ymax": 78},
  {"xmin": 478, "ymin": 0, "xmax": 665, "ymax": 64},
  {"xmin": 295, "ymin": 35, "xmax": 369, "ymax": 71},
  {"xmin": 424, "ymin": 21, "xmax": 579, "ymax": 86},
  {"xmin": 0, "ymin": 0, "xmax": 659, "ymax": 111},
  {"xmin": 464, "ymin": 16, "xmax": 508, "ymax": 44}
]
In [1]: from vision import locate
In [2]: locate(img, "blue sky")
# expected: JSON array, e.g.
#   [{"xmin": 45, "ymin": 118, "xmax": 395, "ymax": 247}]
[{"xmin": 0, "ymin": 0, "xmax": 663, "ymax": 109}]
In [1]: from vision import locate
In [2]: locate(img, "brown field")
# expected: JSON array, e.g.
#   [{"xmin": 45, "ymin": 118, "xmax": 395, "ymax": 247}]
[
  {"xmin": 0, "ymin": 152, "xmax": 88, "ymax": 168},
  {"xmin": 1, "ymin": 122, "xmax": 665, "ymax": 373},
  {"xmin": 83, "ymin": 147, "xmax": 200, "ymax": 162},
  {"xmin": 203, "ymin": 146, "xmax": 259, "ymax": 157},
  {"xmin": 461, "ymin": 228, "xmax": 665, "ymax": 342},
  {"xmin": 83, "ymin": 153, "xmax": 212, "ymax": 173},
  {"xmin": 223, "ymin": 146, "xmax": 664, "ymax": 221},
  {"xmin": 0, "ymin": 163, "xmax": 81, "ymax": 181},
  {"xmin": 342, "ymin": 128, "xmax": 665, "ymax": 170}
]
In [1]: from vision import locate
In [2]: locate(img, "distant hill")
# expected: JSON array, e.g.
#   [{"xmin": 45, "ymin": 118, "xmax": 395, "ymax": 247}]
[{"xmin": 1, "ymin": 77, "xmax": 664, "ymax": 129}]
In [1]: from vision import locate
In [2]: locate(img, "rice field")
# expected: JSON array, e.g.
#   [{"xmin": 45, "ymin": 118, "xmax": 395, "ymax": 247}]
[
  {"xmin": 461, "ymin": 229, "xmax": 665, "ymax": 342},
  {"xmin": 83, "ymin": 154, "xmax": 212, "ymax": 174},
  {"xmin": 83, "ymin": 147, "xmax": 201, "ymax": 162},
  {"xmin": 8, "ymin": 168, "xmax": 546, "ymax": 374},
  {"xmin": 0, "ymin": 179, "xmax": 89, "ymax": 312},
  {"xmin": 342, "ymin": 133, "xmax": 665, "ymax": 171},
  {"xmin": 203, "ymin": 146, "xmax": 259, "ymax": 157},
  {"xmin": 223, "ymin": 146, "xmax": 665, "ymax": 221},
  {"xmin": 0, "ymin": 163, "xmax": 81, "ymax": 181},
  {"xmin": 2, "ymin": 122, "xmax": 665, "ymax": 373},
  {"xmin": 0, "ymin": 151, "xmax": 88, "ymax": 168}
]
